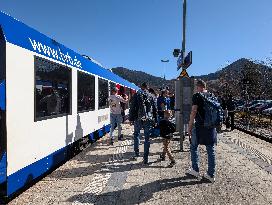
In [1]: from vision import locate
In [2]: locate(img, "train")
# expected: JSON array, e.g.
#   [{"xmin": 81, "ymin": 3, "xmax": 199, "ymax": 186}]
[{"xmin": 0, "ymin": 11, "xmax": 138, "ymax": 197}]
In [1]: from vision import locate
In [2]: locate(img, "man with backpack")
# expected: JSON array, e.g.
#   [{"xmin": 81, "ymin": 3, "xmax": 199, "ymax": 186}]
[
  {"xmin": 187, "ymin": 80, "xmax": 223, "ymax": 182},
  {"xmin": 129, "ymin": 82, "xmax": 158, "ymax": 164}
]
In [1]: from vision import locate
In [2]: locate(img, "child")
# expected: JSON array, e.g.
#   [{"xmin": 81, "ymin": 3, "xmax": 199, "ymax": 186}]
[{"xmin": 159, "ymin": 110, "xmax": 176, "ymax": 167}]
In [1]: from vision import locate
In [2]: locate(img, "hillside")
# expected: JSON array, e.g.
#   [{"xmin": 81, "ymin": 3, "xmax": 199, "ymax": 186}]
[
  {"xmin": 196, "ymin": 58, "xmax": 270, "ymax": 81},
  {"xmin": 111, "ymin": 58, "xmax": 272, "ymax": 98},
  {"xmin": 199, "ymin": 58, "xmax": 272, "ymax": 99},
  {"xmin": 111, "ymin": 67, "xmax": 175, "ymax": 91}
]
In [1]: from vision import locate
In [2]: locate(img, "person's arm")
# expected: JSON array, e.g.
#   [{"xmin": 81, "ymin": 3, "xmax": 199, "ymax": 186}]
[
  {"xmin": 188, "ymin": 105, "xmax": 198, "ymax": 136},
  {"xmin": 152, "ymin": 98, "xmax": 158, "ymax": 123},
  {"xmin": 118, "ymin": 95, "xmax": 128, "ymax": 103}
]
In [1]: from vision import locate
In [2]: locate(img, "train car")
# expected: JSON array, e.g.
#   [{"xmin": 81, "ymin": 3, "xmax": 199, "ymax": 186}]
[{"xmin": 0, "ymin": 11, "xmax": 138, "ymax": 197}]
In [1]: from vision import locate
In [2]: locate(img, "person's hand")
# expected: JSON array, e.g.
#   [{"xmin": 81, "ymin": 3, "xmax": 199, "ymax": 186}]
[
  {"xmin": 188, "ymin": 127, "xmax": 192, "ymax": 136},
  {"xmin": 188, "ymin": 127, "xmax": 192, "ymax": 144}
]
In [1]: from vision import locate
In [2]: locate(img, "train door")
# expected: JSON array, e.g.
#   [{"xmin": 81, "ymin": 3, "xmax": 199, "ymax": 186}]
[{"xmin": 0, "ymin": 26, "xmax": 7, "ymax": 196}]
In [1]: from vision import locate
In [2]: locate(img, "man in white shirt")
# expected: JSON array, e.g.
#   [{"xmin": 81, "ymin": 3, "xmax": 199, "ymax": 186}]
[{"xmin": 108, "ymin": 87, "xmax": 128, "ymax": 145}]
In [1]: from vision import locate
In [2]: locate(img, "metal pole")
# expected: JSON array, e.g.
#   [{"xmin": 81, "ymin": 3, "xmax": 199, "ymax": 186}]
[{"xmin": 182, "ymin": 0, "xmax": 187, "ymax": 63}]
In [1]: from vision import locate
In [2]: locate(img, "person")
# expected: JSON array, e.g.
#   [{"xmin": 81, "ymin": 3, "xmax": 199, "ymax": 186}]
[
  {"xmin": 157, "ymin": 90, "xmax": 170, "ymax": 121},
  {"xmin": 159, "ymin": 110, "xmax": 176, "ymax": 167},
  {"xmin": 226, "ymin": 94, "xmax": 235, "ymax": 131},
  {"xmin": 108, "ymin": 87, "xmax": 128, "ymax": 145},
  {"xmin": 187, "ymin": 79, "xmax": 218, "ymax": 183},
  {"xmin": 129, "ymin": 82, "xmax": 158, "ymax": 164},
  {"xmin": 40, "ymin": 88, "xmax": 61, "ymax": 116},
  {"xmin": 169, "ymin": 93, "xmax": 175, "ymax": 110},
  {"xmin": 148, "ymin": 88, "xmax": 158, "ymax": 106},
  {"xmin": 119, "ymin": 87, "xmax": 127, "ymax": 123}
]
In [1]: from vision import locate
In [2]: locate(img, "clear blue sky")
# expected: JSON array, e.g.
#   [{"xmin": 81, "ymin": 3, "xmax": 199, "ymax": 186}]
[{"xmin": 1, "ymin": 0, "xmax": 272, "ymax": 79}]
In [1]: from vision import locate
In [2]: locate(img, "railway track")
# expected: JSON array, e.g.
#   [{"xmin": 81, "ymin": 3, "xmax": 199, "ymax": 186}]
[
  {"xmin": 233, "ymin": 112, "xmax": 272, "ymax": 143},
  {"xmin": 234, "ymin": 125, "xmax": 272, "ymax": 143}
]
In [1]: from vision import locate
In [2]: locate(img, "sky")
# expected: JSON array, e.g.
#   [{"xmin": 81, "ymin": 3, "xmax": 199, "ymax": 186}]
[{"xmin": 1, "ymin": 0, "xmax": 272, "ymax": 79}]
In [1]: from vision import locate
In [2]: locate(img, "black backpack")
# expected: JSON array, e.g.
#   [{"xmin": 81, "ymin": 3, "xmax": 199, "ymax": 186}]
[
  {"xmin": 129, "ymin": 90, "xmax": 154, "ymax": 122},
  {"xmin": 137, "ymin": 90, "xmax": 154, "ymax": 120}
]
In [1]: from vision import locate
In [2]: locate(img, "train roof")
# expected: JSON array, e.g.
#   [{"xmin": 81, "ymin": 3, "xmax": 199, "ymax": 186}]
[{"xmin": 0, "ymin": 11, "xmax": 138, "ymax": 90}]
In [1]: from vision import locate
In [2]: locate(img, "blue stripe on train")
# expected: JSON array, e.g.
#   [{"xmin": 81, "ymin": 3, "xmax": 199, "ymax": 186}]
[
  {"xmin": 0, "ymin": 80, "xmax": 5, "ymax": 111},
  {"xmin": 0, "ymin": 152, "xmax": 7, "ymax": 184},
  {"xmin": 6, "ymin": 125, "xmax": 110, "ymax": 196}
]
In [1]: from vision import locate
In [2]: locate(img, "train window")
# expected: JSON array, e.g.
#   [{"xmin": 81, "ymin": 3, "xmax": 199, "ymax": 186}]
[
  {"xmin": 77, "ymin": 71, "xmax": 95, "ymax": 112},
  {"xmin": 98, "ymin": 78, "xmax": 109, "ymax": 109},
  {"xmin": 109, "ymin": 82, "xmax": 116, "ymax": 93},
  {"xmin": 35, "ymin": 56, "xmax": 71, "ymax": 121},
  {"xmin": 125, "ymin": 87, "xmax": 131, "ymax": 100}
]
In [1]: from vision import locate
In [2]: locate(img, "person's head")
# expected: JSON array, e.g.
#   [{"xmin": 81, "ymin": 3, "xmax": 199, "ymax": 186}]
[
  {"xmin": 164, "ymin": 110, "xmax": 172, "ymax": 119},
  {"xmin": 140, "ymin": 82, "xmax": 148, "ymax": 90},
  {"xmin": 160, "ymin": 90, "xmax": 165, "ymax": 97},
  {"xmin": 148, "ymin": 88, "xmax": 155, "ymax": 95},
  {"xmin": 52, "ymin": 88, "xmax": 58, "ymax": 95},
  {"xmin": 165, "ymin": 89, "xmax": 169, "ymax": 96},
  {"xmin": 196, "ymin": 79, "xmax": 207, "ymax": 92},
  {"xmin": 111, "ymin": 87, "xmax": 118, "ymax": 95}
]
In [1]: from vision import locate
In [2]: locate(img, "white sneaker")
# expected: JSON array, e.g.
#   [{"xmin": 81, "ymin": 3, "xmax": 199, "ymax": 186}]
[
  {"xmin": 186, "ymin": 168, "xmax": 200, "ymax": 178},
  {"xmin": 203, "ymin": 173, "xmax": 215, "ymax": 183}
]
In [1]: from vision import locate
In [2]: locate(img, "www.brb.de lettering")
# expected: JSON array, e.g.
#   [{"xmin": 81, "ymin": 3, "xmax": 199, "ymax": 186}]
[{"xmin": 28, "ymin": 38, "xmax": 82, "ymax": 68}]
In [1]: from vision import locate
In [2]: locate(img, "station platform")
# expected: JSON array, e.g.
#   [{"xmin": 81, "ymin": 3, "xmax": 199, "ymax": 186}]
[{"xmin": 9, "ymin": 124, "xmax": 272, "ymax": 205}]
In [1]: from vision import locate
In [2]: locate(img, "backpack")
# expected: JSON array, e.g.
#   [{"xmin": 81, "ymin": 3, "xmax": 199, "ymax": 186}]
[
  {"xmin": 199, "ymin": 92, "xmax": 224, "ymax": 128},
  {"xmin": 137, "ymin": 90, "xmax": 154, "ymax": 121}
]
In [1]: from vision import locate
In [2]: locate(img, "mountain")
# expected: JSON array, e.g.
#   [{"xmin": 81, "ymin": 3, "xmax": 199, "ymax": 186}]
[
  {"xmin": 196, "ymin": 58, "xmax": 269, "ymax": 80},
  {"xmin": 111, "ymin": 58, "xmax": 272, "ymax": 98},
  {"xmin": 197, "ymin": 58, "xmax": 272, "ymax": 98},
  {"xmin": 111, "ymin": 67, "xmax": 175, "ymax": 91}
]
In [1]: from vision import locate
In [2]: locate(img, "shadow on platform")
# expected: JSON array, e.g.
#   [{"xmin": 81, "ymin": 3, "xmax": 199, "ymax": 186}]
[
  {"xmin": 67, "ymin": 175, "xmax": 209, "ymax": 204},
  {"xmin": 49, "ymin": 151, "xmax": 165, "ymax": 179}
]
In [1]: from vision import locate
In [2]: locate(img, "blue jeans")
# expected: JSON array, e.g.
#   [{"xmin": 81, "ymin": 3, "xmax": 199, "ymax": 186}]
[
  {"xmin": 110, "ymin": 114, "xmax": 122, "ymax": 140},
  {"xmin": 190, "ymin": 127, "xmax": 216, "ymax": 177},
  {"xmin": 133, "ymin": 119, "xmax": 153, "ymax": 162}
]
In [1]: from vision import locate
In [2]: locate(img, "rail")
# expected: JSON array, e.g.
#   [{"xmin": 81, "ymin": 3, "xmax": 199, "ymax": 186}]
[{"xmin": 234, "ymin": 111, "xmax": 272, "ymax": 143}]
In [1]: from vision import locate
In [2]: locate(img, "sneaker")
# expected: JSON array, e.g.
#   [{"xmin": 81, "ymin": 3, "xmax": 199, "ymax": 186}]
[
  {"xmin": 110, "ymin": 139, "xmax": 114, "ymax": 145},
  {"xmin": 131, "ymin": 155, "xmax": 139, "ymax": 161},
  {"xmin": 186, "ymin": 168, "xmax": 200, "ymax": 178},
  {"xmin": 118, "ymin": 134, "xmax": 124, "ymax": 140},
  {"xmin": 168, "ymin": 160, "xmax": 176, "ymax": 168},
  {"xmin": 159, "ymin": 154, "xmax": 166, "ymax": 161},
  {"xmin": 203, "ymin": 173, "xmax": 215, "ymax": 183},
  {"xmin": 142, "ymin": 160, "xmax": 148, "ymax": 165}
]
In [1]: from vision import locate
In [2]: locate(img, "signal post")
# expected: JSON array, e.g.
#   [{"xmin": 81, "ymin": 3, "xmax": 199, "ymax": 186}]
[{"xmin": 173, "ymin": 0, "xmax": 194, "ymax": 151}]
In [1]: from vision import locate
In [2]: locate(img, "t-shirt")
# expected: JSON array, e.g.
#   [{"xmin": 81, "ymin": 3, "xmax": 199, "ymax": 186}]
[
  {"xmin": 108, "ymin": 94, "xmax": 127, "ymax": 115},
  {"xmin": 159, "ymin": 119, "xmax": 176, "ymax": 137}
]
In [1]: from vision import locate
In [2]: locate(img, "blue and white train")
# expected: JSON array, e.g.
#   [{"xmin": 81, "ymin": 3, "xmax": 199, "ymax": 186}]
[{"xmin": 0, "ymin": 11, "xmax": 138, "ymax": 197}]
